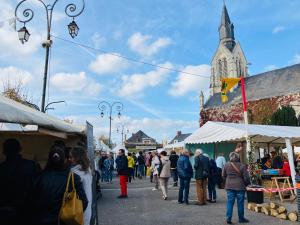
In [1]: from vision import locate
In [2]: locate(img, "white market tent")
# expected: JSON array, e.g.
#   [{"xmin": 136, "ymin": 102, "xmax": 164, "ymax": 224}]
[
  {"xmin": 112, "ymin": 143, "xmax": 128, "ymax": 155},
  {"xmin": 0, "ymin": 94, "xmax": 85, "ymax": 135},
  {"xmin": 164, "ymin": 141, "xmax": 185, "ymax": 149},
  {"xmin": 185, "ymin": 121, "xmax": 300, "ymax": 186}
]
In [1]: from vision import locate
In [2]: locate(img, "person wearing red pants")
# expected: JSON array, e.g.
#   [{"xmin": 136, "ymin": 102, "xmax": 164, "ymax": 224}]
[{"xmin": 116, "ymin": 149, "xmax": 129, "ymax": 198}]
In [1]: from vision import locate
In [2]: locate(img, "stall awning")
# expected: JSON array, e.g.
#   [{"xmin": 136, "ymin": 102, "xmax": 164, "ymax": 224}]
[
  {"xmin": 185, "ymin": 121, "xmax": 300, "ymax": 145},
  {"xmin": 164, "ymin": 141, "xmax": 185, "ymax": 149},
  {"xmin": 0, "ymin": 94, "xmax": 84, "ymax": 134}
]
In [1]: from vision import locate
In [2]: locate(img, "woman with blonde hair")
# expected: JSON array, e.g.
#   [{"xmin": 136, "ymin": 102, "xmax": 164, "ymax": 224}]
[{"xmin": 70, "ymin": 147, "xmax": 93, "ymax": 225}]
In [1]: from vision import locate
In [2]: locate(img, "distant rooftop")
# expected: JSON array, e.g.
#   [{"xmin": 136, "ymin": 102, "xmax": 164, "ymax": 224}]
[{"xmin": 204, "ymin": 63, "xmax": 300, "ymax": 109}]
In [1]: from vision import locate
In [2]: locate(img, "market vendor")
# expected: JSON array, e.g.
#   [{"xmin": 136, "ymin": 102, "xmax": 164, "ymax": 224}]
[
  {"xmin": 282, "ymin": 156, "xmax": 291, "ymax": 177},
  {"xmin": 270, "ymin": 151, "xmax": 283, "ymax": 169},
  {"xmin": 262, "ymin": 156, "xmax": 272, "ymax": 170}
]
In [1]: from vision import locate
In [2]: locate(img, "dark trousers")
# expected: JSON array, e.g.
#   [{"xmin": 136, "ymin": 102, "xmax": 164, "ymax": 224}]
[
  {"xmin": 134, "ymin": 165, "xmax": 138, "ymax": 177},
  {"xmin": 208, "ymin": 179, "xmax": 217, "ymax": 200},
  {"xmin": 171, "ymin": 169, "xmax": 178, "ymax": 185},
  {"xmin": 128, "ymin": 168, "xmax": 134, "ymax": 182},
  {"xmin": 178, "ymin": 177, "xmax": 191, "ymax": 203}
]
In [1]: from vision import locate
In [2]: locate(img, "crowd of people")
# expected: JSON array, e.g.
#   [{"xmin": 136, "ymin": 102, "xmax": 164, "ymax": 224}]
[
  {"xmin": 105, "ymin": 144, "xmax": 250, "ymax": 224},
  {"xmin": 0, "ymin": 138, "xmax": 252, "ymax": 225},
  {"xmin": 0, "ymin": 138, "xmax": 93, "ymax": 225}
]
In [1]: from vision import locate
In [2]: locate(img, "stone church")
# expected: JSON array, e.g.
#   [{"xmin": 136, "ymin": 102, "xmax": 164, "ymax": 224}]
[{"xmin": 200, "ymin": 4, "xmax": 300, "ymax": 126}]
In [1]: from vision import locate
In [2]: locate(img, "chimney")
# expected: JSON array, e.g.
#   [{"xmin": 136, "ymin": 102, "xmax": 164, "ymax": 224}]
[{"xmin": 177, "ymin": 131, "xmax": 182, "ymax": 136}]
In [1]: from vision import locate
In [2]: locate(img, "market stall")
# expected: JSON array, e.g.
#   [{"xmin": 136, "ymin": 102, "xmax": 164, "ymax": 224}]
[
  {"xmin": 0, "ymin": 94, "xmax": 98, "ymax": 224},
  {"xmin": 185, "ymin": 121, "xmax": 300, "ymax": 190}
]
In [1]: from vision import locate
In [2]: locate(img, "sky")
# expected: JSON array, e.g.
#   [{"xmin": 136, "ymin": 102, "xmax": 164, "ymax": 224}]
[{"xmin": 1, "ymin": 0, "xmax": 300, "ymax": 144}]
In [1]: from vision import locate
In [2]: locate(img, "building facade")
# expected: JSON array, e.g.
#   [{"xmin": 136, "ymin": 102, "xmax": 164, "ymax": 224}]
[
  {"xmin": 125, "ymin": 130, "xmax": 162, "ymax": 152},
  {"xmin": 200, "ymin": 4, "xmax": 300, "ymax": 126}
]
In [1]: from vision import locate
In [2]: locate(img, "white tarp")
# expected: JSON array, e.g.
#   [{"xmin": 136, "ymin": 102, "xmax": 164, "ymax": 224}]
[
  {"xmin": 164, "ymin": 141, "xmax": 185, "ymax": 149},
  {"xmin": 0, "ymin": 94, "xmax": 84, "ymax": 134},
  {"xmin": 185, "ymin": 121, "xmax": 300, "ymax": 145},
  {"xmin": 185, "ymin": 121, "xmax": 300, "ymax": 187},
  {"xmin": 112, "ymin": 143, "xmax": 128, "ymax": 155}
]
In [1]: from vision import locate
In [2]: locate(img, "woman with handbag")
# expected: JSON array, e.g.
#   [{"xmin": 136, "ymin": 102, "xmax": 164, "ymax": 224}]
[
  {"xmin": 70, "ymin": 147, "xmax": 93, "ymax": 225},
  {"xmin": 32, "ymin": 145, "xmax": 88, "ymax": 225},
  {"xmin": 222, "ymin": 152, "xmax": 250, "ymax": 224}
]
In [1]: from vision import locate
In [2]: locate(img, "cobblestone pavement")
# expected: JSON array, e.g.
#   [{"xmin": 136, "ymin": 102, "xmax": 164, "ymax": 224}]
[{"xmin": 98, "ymin": 177, "xmax": 297, "ymax": 225}]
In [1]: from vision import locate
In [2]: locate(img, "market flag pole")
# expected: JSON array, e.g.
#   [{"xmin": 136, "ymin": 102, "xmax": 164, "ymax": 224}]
[
  {"xmin": 240, "ymin": 77, "xmax": 252, "ymax": 162},
  {"xmin": 221, "ymin": 77, "xmax": 252, "ymax": 161}
]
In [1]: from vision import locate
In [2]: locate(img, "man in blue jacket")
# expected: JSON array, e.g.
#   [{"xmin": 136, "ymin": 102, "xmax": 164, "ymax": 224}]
[{"xmin": 177, "ymin": 149, "xmax": 193, "ymax": 204}]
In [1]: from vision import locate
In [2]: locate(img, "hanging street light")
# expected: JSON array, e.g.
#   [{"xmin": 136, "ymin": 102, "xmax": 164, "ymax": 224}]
[
  {"xmin": 17, "ymin": 26, "xmax": 30, "ymax": 44},
  {"xmin": 68, "ymin": 20, "xmax": 79, "ymax": 38},
  {"xmin": 98, "ymin": 101, "xmax": 124, "ymax": 148},
  {"xmin": 15, "ymin": 0, "xmax": 85, "ymax": 112}
]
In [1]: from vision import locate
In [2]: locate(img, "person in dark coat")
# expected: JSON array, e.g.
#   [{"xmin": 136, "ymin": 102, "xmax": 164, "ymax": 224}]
[
  {"xmin": 177, "ymin": 150, "xmax": 193, "ymax": 204},
  {"xmin": 194, "ymin": 149, "xmax": 210, "ymax": 205},
  {"xmin": 0, "ymin": 138, "xmax": 39, "ymax": 225},
  {"xmin": 32, "ymin": 145, "xmax": 88, "ymax": 225},
  {"xmin": 169, "ymin": 150, "xmax": 179, "ymax": 187},
  {"xmin": 116, "ymin": 149, "xmax": 129, "ymax": 198},
  {"xmin": 208, "ymin": 158, "xmax": 218, "ymax": 203}
]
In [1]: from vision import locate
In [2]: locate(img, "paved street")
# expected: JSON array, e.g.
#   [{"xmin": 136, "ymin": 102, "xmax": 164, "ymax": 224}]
[{"xmin": 98, "ymin": 177, "xmax": 297, "ymax": 225}]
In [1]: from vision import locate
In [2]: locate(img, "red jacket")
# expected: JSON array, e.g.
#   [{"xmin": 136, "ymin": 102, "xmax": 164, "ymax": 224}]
[{"xmin": 282, "ymin": 161, "xmax": 291, "ymax": 176}]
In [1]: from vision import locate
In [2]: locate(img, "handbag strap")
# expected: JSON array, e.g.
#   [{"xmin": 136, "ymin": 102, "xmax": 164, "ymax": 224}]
[{"xmin": 230, "ymin": 162, "xmax": 242, "ymax": 176}]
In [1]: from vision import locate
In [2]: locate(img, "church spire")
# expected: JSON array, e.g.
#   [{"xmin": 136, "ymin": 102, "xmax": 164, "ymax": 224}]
[{"xmin": 219, "ymin": 3, "xmax": 235, "ymax": 51}]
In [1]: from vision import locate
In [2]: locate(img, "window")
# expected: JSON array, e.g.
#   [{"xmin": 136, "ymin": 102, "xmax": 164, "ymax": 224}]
[{"xmin": 223, "ymin": 58, "xmax": 228, "ymax": 77}]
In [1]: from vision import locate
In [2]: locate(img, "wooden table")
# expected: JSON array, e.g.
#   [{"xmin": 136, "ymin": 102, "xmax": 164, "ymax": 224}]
[{"xmin": 269, "ymin": 176, "xmax": 296, "ymax": 202}]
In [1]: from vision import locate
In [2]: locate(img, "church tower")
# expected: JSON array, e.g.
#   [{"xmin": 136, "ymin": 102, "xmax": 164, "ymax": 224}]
[{"xmin": 210, "ymin": 3, "xmax": 248, "ymax": 95}]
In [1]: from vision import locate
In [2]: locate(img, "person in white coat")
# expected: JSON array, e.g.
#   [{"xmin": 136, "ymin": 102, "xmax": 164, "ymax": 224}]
[{"xmin": 70, "ymin": 147, "xmax": 93, "ymax": 225}]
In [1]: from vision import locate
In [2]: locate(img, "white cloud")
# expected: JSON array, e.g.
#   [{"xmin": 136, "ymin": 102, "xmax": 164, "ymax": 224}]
[
  {"xmin": 66, "ymin": 114, "xmax": 198, "ymax": 143},
  {"xmin": 291, "ymin": 54, "xmax": 300, "ymax": 64},
  {"xmin": 50, "ymin": 72, "xmax": 101, "ymax": 96},
  {"xmin": 52, "ymin": 12, "xmax": 66, "ymax": 22},
  {"xmin": 272, "ymin": 26, "xmax": 285, "ymax": 34},
  {"xmin": 0, "ymin": 66, "xmax": 33, "ymax": 88},
  {"xmin": 91, "ymin": 32, "xmax": 106, "ymax": 49},
  {"xmin": 89, "ymin": 53, "xmax": 128, "ymax": 75},
  {"xmin": 264, "ymin": 65, "xmax": 278, "ymax": 71},
  {"xmin": 128, "ymin": 32, "xmax": 172, "ymax": 57},
  {"xmin": 169, "ymin": 64, "xmax": 211, "ymax": 97},
  {"xmin": 118, "ymin": 62, "xmax": 173, "ymax": 98}
]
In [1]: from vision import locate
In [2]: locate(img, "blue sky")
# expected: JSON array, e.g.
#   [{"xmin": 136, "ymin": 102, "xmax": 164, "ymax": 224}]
[{"xmin": 1, "ymin": 0, "xmax": 300, "ymax": 144}]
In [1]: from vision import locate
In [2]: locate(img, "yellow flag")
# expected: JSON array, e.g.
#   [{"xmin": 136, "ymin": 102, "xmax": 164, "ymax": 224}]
[{"xmin": 221, "ymin": 78, "xmax": 241, "ymax": 103}]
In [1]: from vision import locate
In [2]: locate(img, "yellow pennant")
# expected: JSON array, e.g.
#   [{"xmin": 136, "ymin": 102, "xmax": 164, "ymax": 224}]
[{"xmin": 221, "ymin": 78, "xmax": 241, "ymax": 103}]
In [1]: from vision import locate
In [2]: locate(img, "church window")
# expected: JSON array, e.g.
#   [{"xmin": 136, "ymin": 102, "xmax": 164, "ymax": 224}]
[
  {"xmin": 218, "ymin": 59, "xmax": 223, "ymax": 77},
  {"xmin": 223, "ymin": 58, "xmax": 228, "ymax": 77}
]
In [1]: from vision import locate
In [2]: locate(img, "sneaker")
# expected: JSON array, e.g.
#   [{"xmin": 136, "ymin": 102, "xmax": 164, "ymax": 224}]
[
  {"xmin": 185, "ymin": 201, "xmax": 189, "ymax": 205},
  {"xmin": 152, "ymin": 188, "xmax": 158, "ymax": 191},
  {"xmin": 239, "ymin": 218, "xmax": 249, "ymax": 223},
  {"xmin": 211, "ymin": 200, "xmax": 216, "ymax": 203},
  {"xmin": 226, "ymin": 220, "xmax": 232, "ymax": 224},
  {"xmin": 117, "ymin": 195, "xmax": 128, "ymax": 198},
  {"xmin": 178, "ymin": 201, "xmax": 184, "ymax": 204}
]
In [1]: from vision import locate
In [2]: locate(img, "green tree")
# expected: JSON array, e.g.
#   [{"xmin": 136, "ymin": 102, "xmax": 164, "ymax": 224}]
[{"xmin": 267, "ymin": 106, "xmax": 298, "ymax": 126}]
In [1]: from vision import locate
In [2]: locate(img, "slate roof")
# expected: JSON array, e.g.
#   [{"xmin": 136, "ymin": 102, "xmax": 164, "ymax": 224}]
[
  {"xmin": 126, "ymin": 130, "xmax": 156, "ymax": 143},
  {"xmin": 168, "ymin": 133, "xmax": 192, "ymax": 144},
  {"xmin": 204, "ymin": 63, "xmax": 300, "ymax": 109}
]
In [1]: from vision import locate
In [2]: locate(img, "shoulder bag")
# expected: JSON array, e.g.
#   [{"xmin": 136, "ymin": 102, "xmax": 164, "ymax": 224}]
[
  {"xmin": 59, "ymin": 172, "xmax": 84, "ymax": 225},
  {"xmin": 230, "ymin": 162, "xmax": 250, "ymax": 186}
]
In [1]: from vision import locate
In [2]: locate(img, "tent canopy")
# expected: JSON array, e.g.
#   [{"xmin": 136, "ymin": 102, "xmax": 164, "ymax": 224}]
[
  {"xmin": 164, "ymin": 141, "xmax": 185, "ymax": 149},
  {"xmin": 112, "ymin": 143, "xmax": 128, "ymax": 155},
  {"xmin": 0, "ymin": 95, "xmax": 84, "ymax": 134},
  {"xmin": 185, "ymin": 121, "xmax": 300, "ymax": 145}
]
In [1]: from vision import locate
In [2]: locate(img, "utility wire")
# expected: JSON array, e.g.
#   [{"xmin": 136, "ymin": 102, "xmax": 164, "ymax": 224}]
[{"xmin": 51, "ymin": 34, "xmax": 210, "ymax": 79}]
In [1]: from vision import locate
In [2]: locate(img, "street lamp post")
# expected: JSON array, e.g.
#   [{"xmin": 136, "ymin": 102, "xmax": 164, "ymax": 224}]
[
  {"xmin": 15, "ymin": 0, "xmax": 85, "ymax": 112},
  {"xmin": 117, "ymin": 124, "xmax": 129, "ymax": 144},
  {"xmin": 98, "ymin": 101, "xmax": 124, "ymax": 148}
]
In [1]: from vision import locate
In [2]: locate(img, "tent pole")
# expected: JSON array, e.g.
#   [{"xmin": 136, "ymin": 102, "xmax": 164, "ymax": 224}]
[
  {"xmin": 241, "ymin": 77, "xmax": 251, "ymax": 161},
  {"xmin": 285, "ymin": 138, "xmax": 296, "ymax": 188}
]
